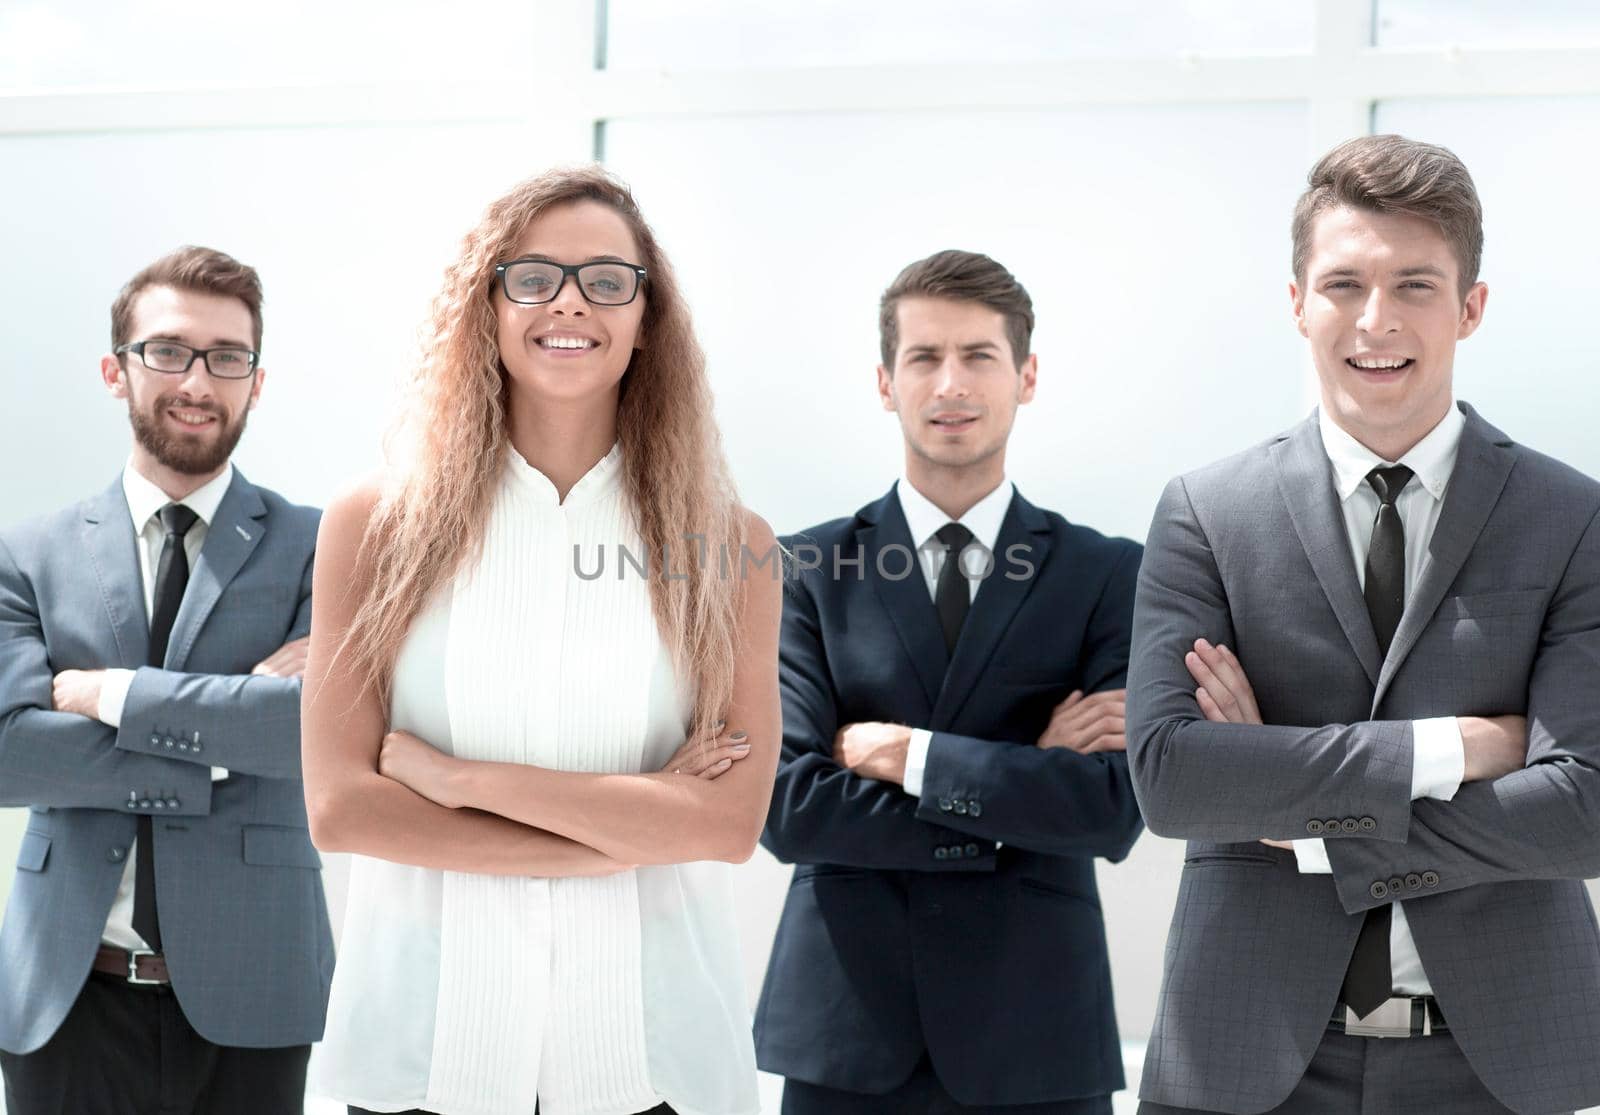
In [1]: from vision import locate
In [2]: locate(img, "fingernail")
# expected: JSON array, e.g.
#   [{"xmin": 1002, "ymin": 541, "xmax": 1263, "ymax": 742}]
[
  {"xmin": 733, "ymin": 742, "xmax": 751, "ymax": 751},
  {"xmin": 730, "ymin": 730, "xmax": 747, "ymax": 742},
  {"xmin": 713, "ymin": 719, "xmax": 727, "ymax": 731},
  {"xmin": 716, "ymin": 758, "xmax": 732, "ymax": 769}
]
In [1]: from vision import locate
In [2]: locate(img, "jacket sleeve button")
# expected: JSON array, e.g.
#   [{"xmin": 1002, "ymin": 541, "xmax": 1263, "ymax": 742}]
[
  {"xmin": 1370, "ymin": 881, "xmax": 1389, "ymax": 899},
  {"xmin": 1307, "ymin": 820, "xmax": 1325, "ymax": 835},
  {"xmin": 968, "ymin": 801, "xmax": 982, "ymax": 817},
  {"xmin": 1341, "ymin": 818, "xmax": 1359, "ymax": 833},
  {"xmin": 1405, "ymin": 873, "xmax": 1422, "ymax": 890},
  {"xmin": 1359, "ymin": 816, "xmax": 1376, "ymax": 831},
  {"xmin": 934, "ymin": 847, "xmax": 949, "ymax": 861},
  {"xmin": 1422, "ymin": 870, "xmax": 1439, "ymax": 887}
]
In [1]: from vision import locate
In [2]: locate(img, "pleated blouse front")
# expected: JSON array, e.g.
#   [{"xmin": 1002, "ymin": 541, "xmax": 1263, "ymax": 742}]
[{"xmin": 310, "ymin": 445, "xmax": 760, "ymax": 1115}]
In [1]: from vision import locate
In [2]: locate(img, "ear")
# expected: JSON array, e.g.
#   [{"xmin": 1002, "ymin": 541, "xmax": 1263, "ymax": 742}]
[
  {"xmin": 247, "ymin": 367, "xmax": 266, "ymax": 410},
  {"xmin": 102, "ymin": 353, "xmax": 129, "ymax": 399},
  {"xmin": 1289, "ymin": 279, "xmax": 1309, "ymax": 339},
  {"xmin": 1016, "ymin": 353, "xmax": 1038, "ymax": 405},
  {"xmin": 1457, "ymin": 281, "xmax": 1488, "ymax": 340},
  {"xmin": 876, "ymin": 363, "xmax": 896, "ymax": 412}
]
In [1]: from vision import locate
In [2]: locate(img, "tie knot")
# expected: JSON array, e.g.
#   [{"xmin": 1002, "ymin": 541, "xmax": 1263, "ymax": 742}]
[
  {"xmin": 935, "ymin": 522, "xmax": 973, "ymax": 552},
  {"xmin": 1365, "ymin": 465, "xmax": 1414, "ymax": 507},
  {"xmin": 159, "ymin": 503, "xmax": 199, "ymax": 537}
]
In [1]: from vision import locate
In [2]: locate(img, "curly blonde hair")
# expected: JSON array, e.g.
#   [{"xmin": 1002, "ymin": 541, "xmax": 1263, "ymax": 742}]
[{"xmin": 341, "ymin": 165, "xmax": 744, "ymax": 738}]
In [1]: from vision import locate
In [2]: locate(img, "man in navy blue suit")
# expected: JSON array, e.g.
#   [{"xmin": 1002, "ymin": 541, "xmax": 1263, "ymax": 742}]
[{"xmin": 756, "ymin": 250, "xmax": 1145, "ymax": 1114}]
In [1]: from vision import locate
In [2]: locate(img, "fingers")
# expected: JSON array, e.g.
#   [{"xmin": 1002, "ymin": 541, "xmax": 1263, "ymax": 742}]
[
  {"xmin": 1259, "ymin": 838, "xmax": 1294, "ymax": 850},
  {"xmin": 1080, "ymin": 733, "xmax": 1127, "ymax": 754},
  {"xmin": 1050, "ymin": 690, "xmax": 1084, "ymax": 716},
  {"xmin": 1187, "ymin": 639, "xmax": 1261, "ymax": 723},
  {"xmin": 665, "ymin": 723, "xmax": 751, "ymax": 777},
  {"xmin": 253, "ymin": 637, "xmax": 310, "ymax": 677}
]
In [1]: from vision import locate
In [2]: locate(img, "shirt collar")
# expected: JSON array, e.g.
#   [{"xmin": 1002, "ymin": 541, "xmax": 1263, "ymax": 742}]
[
  {"xmin": 896, "ymin": 475, "xmax": 1015, "ymax": 553},
  {"xmin": 122, "ymin": 460, "xmax": 235, "ymax": 534},
  {"xmin": 1318, "ymin": 401, "xmax": 1464, "ymax": 504}
]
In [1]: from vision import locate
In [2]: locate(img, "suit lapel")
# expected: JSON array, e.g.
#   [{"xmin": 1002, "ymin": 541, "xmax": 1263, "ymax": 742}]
[
  {"xmin": 1373, "ymin": 405, "xmax": 1517, "ymax": 705},
  {"xmin": 166, "ymin": 470, "xmax": 267, "ymax": 669},
  {"xmin": 81, "ymin": 478, "xmax": 150, "ymax": 668},
  {"xmin": 1272, "ymin": 413, "xmax": 1384, "ymax": 687},
  {"xmin": 931, "ymin": 492, "xmax": 1053, "ymax": 729},
  {"xmin": 861, "ymin": 489, "xmax": 947, "ymax": 714}
]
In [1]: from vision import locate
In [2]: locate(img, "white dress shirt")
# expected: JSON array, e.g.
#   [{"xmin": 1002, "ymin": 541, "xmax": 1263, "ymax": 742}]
[
  {"xmin": 892, "ymin": 475, "xmax": 1017, "ymax": 798},
  {"xmin": 98, "ymin": 461, "xmax": 233, "ymax": 951},
  {"xmin": 1293, "ymin": 404, "xmax": 1469, "ymax": 996}
]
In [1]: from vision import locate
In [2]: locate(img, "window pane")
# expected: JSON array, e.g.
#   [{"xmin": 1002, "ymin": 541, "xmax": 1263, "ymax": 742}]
[
  {"xmin": 1376, "ymin": 0, "xmax": 1600, "ymax": 49},
  {"xmin": 604, "ymin": 0, "xmax": 1312, "ymax": 70},
  {"xmin": 0, "ymin": 0, "xmax": 540, "ymax": 89},
  {"xmin": 1374, "ymin": 97, "xmax": 1600, "ymax": 480}
]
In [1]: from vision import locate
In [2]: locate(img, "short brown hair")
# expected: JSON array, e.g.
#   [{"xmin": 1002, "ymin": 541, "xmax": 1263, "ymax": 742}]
[
  {"xmin": 1292, "ymin": 134, "xmax": 1483, "ymax": 299},
  {"xmin": 111, "ymin": 246, "xmax": 265, "ymax": 353},
  {"xmin": 879, "ymin": 250, "xmax": 1034, "ymax": 370}
]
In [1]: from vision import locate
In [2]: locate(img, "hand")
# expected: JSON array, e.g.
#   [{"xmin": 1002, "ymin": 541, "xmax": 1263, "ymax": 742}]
[
  {"xmin": 51, "ymin": 669, "xmax": 106, "ymax": 719},
  {"xmin": 253, "ymin": 636, "xmax": 310, "ymax": 678},
  {"xmin": 1459, "ymin": 715, "xmax": 1528, "ymax": 782},
  {"xmin": 1036, "ymin": 688, "xmax": 1126, "ymax": 752},
  {"xmin": 377, "ymin": 730, "xmax": 464, "ymax": 808},
  {"xmin": 661, "ymin": 719, "xmax": 752, "ymax": 779},
  {"xmin": 834, "ymin": 721, "xmax": 911, "ymax": 784},
  {"xmin": 1260, "ymin": 839, "xmax": 1294, "ymax": 851},
  {"xmin": 1185, "ymin": 639, "xmax": 1262, "ymax": 725}
]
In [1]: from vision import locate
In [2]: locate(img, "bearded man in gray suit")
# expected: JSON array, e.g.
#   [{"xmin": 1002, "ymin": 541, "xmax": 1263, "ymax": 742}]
[
  {"xmin": 0, "ymin": 247, "xmax": 332, "ymax": 1114},
  {"xmin": 1128, "ymin": 135, "xmax": 1600, "ymax": 1115}
]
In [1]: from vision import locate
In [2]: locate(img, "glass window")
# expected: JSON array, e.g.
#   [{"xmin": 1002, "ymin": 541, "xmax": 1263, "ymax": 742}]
[
  {"xmin": 1376, "ymin": 0, "xmax": 1600, "ymax": 49},
  {"xmin": 1374, "ymin": 97, "xmax": 1600, "ymax": 480},
  {"xmin": 604, "ymin": 0, "xmax": 1312, "ymax": 71}
]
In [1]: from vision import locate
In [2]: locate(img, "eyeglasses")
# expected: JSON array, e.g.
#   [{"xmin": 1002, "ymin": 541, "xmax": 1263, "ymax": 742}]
[
  {"xmin": 495, "ymin": 258, "xmax": 648, "ymax": 307},
  {"xmin": 115, "ymin": 340, "xmax": 260, "ymax": 379}
]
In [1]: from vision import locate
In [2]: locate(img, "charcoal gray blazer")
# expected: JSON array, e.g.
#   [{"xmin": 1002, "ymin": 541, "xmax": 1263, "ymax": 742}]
[
  {"xmin": 1127, "ymin": 402, "xmax": 1600, "ymax": 1115},
  {"xmin": 0, "ymin": 470, "xmax": 334, "ymax": 1053}
]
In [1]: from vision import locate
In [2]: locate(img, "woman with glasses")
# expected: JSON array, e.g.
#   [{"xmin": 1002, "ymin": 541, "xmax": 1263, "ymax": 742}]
[{"xmin": 300, "ymin": 166, "xmax": 780, "ymax": 1115}]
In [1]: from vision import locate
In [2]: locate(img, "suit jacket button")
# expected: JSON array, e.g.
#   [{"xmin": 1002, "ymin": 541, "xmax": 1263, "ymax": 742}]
[
  {"xmin": 1422, "ymin": 870, "xmax": 1439, "ymax": 888},
  {"xmin": 1405, "ymin": 873, "xmax": 1423, "ymax": 891},
  {"xmin": 167, "ymin": 799, "xmax": 180, "ymax": 809},
  {"xmin": 1387, "ymin": 877, "xmax": 1404, "ymax": 894},
  {"xmin": 149, "ymin": 735, "xmax": 161, "ymax": 748},
  {"xmin": 964, "ymin": 843, "xmax": 979, "ymax": 857},
  {"xmin": 178, "ymin": 742, "xmax": 189, "ymax": 751},
  {"xmin": 934, "ymin": 847, "xmax": 949, "ymax": 861},
  {"xmin": 1359, "ymin": 817, "xmax": 1376, "ymax": 831},
  {"xmin": 139, "ymin": 799, "xmax": 152, "ymax": 809},
  {"xmin": 1307, "ymin": 820, "xmax": 1325, "ymax": 835},
  {"xmin": 1370, "ymin": 881, "xmax": 1389, "ymax": 899},
  {"xmin": 108, "ymin": 847, "xmax": 125, "ymax": 862},
  {"xmin": 191, "ymin": 742, "xmax": 203, "ymax": 753},
  {"xmin": 968, "ymin": 801, "xmax": 982, "ymax": 817},
  {"xmin": 1341, "ymin": 818, "xmax": 1359, "ymax": 833},
  {"xmin": 953, "ymin": 801, "xmax": 968, "ymax": 816},
  {"xmin": 1324, "ymin": 819, "xmax": 1341, "ymax": 834},
  {"xmin": 938, "ymin": 798, "xmax": 953, "ymax": 812}
]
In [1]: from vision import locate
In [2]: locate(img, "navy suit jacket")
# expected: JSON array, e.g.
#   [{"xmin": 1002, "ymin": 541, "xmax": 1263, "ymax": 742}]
[{"xmin": 754, "ymin": 484, "xmax": 1144, "ymax": 1106}]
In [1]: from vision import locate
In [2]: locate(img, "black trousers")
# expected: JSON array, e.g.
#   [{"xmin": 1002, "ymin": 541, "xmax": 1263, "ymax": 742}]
[
  {"xmin": 781, "ymin": 1056, "xmax": 1113, "ymax": 1115},
  {"xmin": 0, "ymin": 970, "xmax": 309, "ymax": 1115},
  {"xmin": 351, "ymin": 1105, "xmax": 676, "ymax": 1114}
]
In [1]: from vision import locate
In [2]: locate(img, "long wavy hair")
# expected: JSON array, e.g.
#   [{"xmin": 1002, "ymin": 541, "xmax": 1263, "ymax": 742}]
[{"xmin": 340, "ymin": 165, "xmax": 745, "ymax": 738}]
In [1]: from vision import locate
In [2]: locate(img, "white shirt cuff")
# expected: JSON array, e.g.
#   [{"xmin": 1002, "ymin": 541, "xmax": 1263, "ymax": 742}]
[
  {"xmin": 96, "ymin": 668, "xmax": 136, "ymax": 727},
  {"xmin": 903, "ymin": 728, "xmax": 932, "ymax": 798},
  {"xmin": 1411, "ymin": 716, "xmax": 1465, "ymax": 801},
  {"xmin": 211, "ymin": 766, "xmax": 229, "ymax": 781},
  {"xmin": 1293, "ymin": 838, "xmax": 1332, "ymax": 874}
]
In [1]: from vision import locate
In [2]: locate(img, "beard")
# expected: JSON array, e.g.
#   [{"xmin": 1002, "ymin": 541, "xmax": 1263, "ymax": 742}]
[{"xmin": 126, "ymin": 387, "xmax": 250, "ymax": 477}]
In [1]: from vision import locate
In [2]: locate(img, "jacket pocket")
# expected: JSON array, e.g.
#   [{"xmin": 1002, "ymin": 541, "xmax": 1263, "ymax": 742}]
[
  {"xmin": 1183, "ymin": 852, "xmax": 1277, "ymax": 867},
  {"xmin": 1440, "ymin": 588, "xmax": 1545, "ymax": 620},
  {"xmin": 16, "ymin": 830, "xmax": 50, "ymax": 872},
  {"xmin": 241, "ymin": 825, "xmax": 322, "ymax": 870}
]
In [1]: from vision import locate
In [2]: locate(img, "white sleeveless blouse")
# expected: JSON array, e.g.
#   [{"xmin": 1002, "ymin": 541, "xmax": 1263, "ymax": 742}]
[{"xmin": 310, "ymin": 445, "xmax": 759, "ymax": 1115}]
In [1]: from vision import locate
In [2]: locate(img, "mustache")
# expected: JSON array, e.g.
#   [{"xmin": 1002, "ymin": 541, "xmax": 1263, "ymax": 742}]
[{"xmin": 155, "ymin": 396, "xmax": 225, "ymax": 416}]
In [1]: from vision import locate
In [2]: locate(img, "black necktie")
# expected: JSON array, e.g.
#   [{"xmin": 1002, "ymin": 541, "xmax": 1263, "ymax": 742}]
[
  {"xmin": 1341, "ymin": 464, "xmax": 1413, "ymax": 1018},
  {"xmin": 934, "ymin": 522, "xmax": 974, "ymax": 655},
  {"xmin": 134, "ymin": 502, "xmax": 199, "ymax": 950}
]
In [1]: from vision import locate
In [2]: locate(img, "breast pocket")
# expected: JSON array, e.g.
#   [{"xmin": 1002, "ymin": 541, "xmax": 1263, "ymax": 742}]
[{"xmin": 1440, "ymin": 588, "xmax": 1546, "ymax": 624}]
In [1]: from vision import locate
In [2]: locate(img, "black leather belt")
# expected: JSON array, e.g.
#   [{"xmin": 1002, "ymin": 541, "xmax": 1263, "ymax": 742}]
[{"xmin": 1331, "ymin": 995, "xmax": 1447, "ymax": 1038}]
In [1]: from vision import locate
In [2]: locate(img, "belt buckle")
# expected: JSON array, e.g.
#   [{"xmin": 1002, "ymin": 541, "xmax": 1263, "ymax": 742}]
[
  {"xmin": 126, "ymin": 948, "xmax": 164, "ymax": 986},
  {"xmin": 1344, "ymin": 997, "xmax": 1425, "ymax": 1039}
]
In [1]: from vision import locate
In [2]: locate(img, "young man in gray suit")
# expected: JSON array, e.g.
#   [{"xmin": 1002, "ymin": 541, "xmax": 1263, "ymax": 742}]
[
  {"xmin": 0, "ymin": 247, "xmax": 334, "ymax": 1113},
  {"xmin": 1128, "ymin": 135, "xmax": 1600, "ymax": 1114}
]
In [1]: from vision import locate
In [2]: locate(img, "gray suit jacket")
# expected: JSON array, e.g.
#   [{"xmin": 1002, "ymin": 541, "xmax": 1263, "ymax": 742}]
[
  {"xmin": 1127, "ymin": 403, "xmax": 1600, "ymax": 1115},
  {"xmin": 0, "ymin": 470, "xmax": 334, "ymax": 1053}
]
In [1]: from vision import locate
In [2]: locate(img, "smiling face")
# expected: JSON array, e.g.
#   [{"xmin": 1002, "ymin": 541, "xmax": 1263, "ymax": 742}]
[
  {"xmin": 101, "ymin": 284, "xmax": 263, "ymax": 490},
  {"xmin": 877, "ymin": 296, "xmax": 1036, "ymax": 476},
  {"xmin": 494, "ymin": 199, "xmax": 647, "ymax": 409},
  {"xmin": 1291, "ymin": 204, "xmax": 1486, "ymax": 460}
]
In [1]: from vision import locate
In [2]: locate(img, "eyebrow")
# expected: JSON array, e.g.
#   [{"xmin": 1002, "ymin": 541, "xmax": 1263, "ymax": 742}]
[
  {"xmin": 145, "ymin": 331, "xmax": 254, "ymax": 348},
  {"xmin": 903, "ymin": 341, "xmax": 1002, "ymax": 356},
  {"xmin": 1316, "ymin": 265, "xmax": 1450, "ymax": 281},
  {"xmin": 520, "ymin": 253, "xmax": 631, "ymax": 265}
]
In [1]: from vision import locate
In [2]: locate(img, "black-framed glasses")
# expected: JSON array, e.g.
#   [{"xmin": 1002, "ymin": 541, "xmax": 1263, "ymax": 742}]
[
  {"xmin": 115, "ymin": 340, "xmax": 260, "ymax": 379},
  {"xmin": 495, "ymin": 258, "xmax": 647, "ymax": 306}
]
